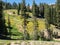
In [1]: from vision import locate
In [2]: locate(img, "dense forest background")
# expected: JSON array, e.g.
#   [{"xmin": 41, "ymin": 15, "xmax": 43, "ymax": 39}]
[{"xmin": 0, "ymin": 0, "xmax": 60, "ymax": 41}]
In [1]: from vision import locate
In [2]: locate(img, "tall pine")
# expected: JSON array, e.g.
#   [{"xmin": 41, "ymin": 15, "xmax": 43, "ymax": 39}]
[
  {"xmin": 18, "ymin": 3, "xmax": 21, "ymax": 15},
  {"xmin": 44, "ymin": 4, "xmax": 53, "ymax": 40},
  {"xmin": 0, "ymin": 0, "xmax": 7, "ymax": 35},
  {"xmin": 56, "ymin": 0, "xmax": 60, "ymax": 27},
  {"xmin": 27, "ymin": 4, "xmax": 30, "ymax": 12},
  {"xmin": 32, "ymin": 0, "xmax": 38, "ymax": 40},
  {"xmin": 44, "ymin": 4, "xmax": 51, "ymax": 29},
  {"xmin": 21, "ymin": 0, "xmax": 29, "ymax": 40}
]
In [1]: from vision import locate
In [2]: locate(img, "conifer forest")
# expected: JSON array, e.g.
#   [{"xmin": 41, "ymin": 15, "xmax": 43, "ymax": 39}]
[{"xmin": 0, "ymin": 0, "xmax": 60, "ymax": 45}]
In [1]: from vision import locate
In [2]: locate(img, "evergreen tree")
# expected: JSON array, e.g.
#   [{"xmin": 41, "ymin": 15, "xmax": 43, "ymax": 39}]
[
  {"xmin": 32, "ymin": 0, "xmax": 38, "ymax": 40},
  {"xmin": 35, "ymin": 5, "xmax": 39, "ymax": 18},
  {"xmin": 1, "ymin": 1, "xmax": 6, "ymax": 9},
  {"xmin": 44, "ymin": 4, "xmax": 53, "ymax": 40},
  {"xmin": 6, "ymin": 3, "xmax": 12, "ymax": 9},
  {"xmin": 39, "ymin": 3, "xmax": 44, "ymax": 18},
  {"xmin": 12, "ymin": 2, "xmax": 17, "ymax": 9},
  {"xmin": 50, "ymin": 5, "xmax": 53, "ymax": 24},
  {"xmin": 8, "ymin": 15, "xmax": 12, "ymax": 38},
  {"xmin": 56, "ymin": 0, "xmax": 60, "ymax": 27},
  {"xmin": 0, "ymin": 0, "xmax": 7, "ymax": 35},
  {"xmin": 53, "ymin": 7, "xmax": 57, "ymax": 25},
  {"xmin": 50, "ymin": 5, "xmax": 57, "ymax": 25},
  {"xmin": 18, "ymin": 3, "xmax": 21, "ymax": 15},
  {"xmin": 49, "ymin": 4, "xmax": 57, "ymax": 26},
  {"xmin": 27, "ymin": 4, "xmax": 30, "ymax": 12},
  {"xmin": 21, "ymin": 0, "xmax": 29, "ymax": 40},
  {"xmin": 44, "ymin": 4, "xmax": 51, "ymax": 29}
]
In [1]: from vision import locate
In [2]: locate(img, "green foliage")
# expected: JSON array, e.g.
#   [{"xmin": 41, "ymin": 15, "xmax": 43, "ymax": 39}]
[
  {"xmin": 21, "ymin": 0, "xmax": 29, "ymax": 40},
  {"xmin": 17, "ymin": 3, "xmax": 21, "ymax": 15},
  {"xmin": 0, "ymin": 1, "xmax": 7, "ymax": 35},
  {"xmin": 44, "ymin": 4, "xmax": 53, "ymax": 41},
  {"xmin": 39, "ymin": 3, "xmax": 44, "ymax": 18},
  {"xmin": 32, "ymin": 0, "xmax": 38, "ymax": 40},
  {"xmin": 27, "ymin": 4, "xmax": 30, "ymax": 12},
  {"xmin": 2, "ymin": 0, "xmax": 60, "ymax": 41},
  {"xmin": 6, "ymin": 3, "xmax": 12, "ymax": 9},
  {"xmin": 44, "ymin": 4, "xmax": 51, "ymax": 29},
  {"xmin": 56, "ymin": 0, "xmax": 60, "ymax": 27},
  {"xmin": 12, "ymin": 2, "xmax": 18, "ymax": 9}
]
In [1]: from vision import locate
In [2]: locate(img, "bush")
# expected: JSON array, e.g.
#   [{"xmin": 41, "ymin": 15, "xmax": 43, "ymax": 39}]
[
  {"xmin": 13, "ymin": 12, "xmax": 15, "ymax": 14},
  {"xmin": 53, "ymin": 32, "xmax": 58, "ymax": 38}
]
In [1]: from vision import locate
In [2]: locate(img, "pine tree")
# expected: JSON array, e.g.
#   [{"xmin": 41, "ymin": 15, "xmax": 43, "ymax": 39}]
[
  {"xmin": 21, "ymin": 0, "xmax": 29, "ymax": 40},
  {"xmin": 12, "ymin": 2, "xmax": 17, "ymax": 9},
  {"xmin": 50, "ymin": 5, "xmax": 57, "ymax": 25},
  {"xmin": 32, "ymin": 0, "xmax": 38, "ymax": 40},
  {"xmin": 44, "ymin": 4, "xmax": 51, "ymax": 29},
  {"xmin": 39, "ymin": 3, "xmax": 44, "ymax": 18},
  {"xmin": 6, "ymin": 3, "xmax": 12, "ymax": 9},
  {"xmin": 44, "ymin": 4, "xmax": 53, "ymax": 40},
  {"xmin": 56, "ymin": 0, "xmax": 60, "ymax": 27},
  {"xmin": 18, "ymin": 3, "xmax": 21, "ymax": 15},
  {"xmin": 8, "ymin": 15, "xmax": 12, "ymax": 38},
  {"xmin": 0, "ymin": 0, "xmax": 7, "ymax": 35},
  {"xmin": 50, "ymin": 5, "xmax": 53, "ymax": 24},
  {"xmin": 53, "ymin": 7, "xmax": 57, "ymax": 25},
  {"xmin": 49, "ymin": 4, "xmax": 57, "ymax": 26},
  {"xmin": 27, "ymin": 4, "xmax": 30, "ymax": 12}
]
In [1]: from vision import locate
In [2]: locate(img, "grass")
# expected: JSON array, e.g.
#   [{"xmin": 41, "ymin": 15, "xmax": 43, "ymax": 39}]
[
  {"xmin": 0, "ymin": 40, "xmax": 22, "ymax": 45},
  {"xmin": 0, "ymin": 39, "xmax": 60, "ymax": 45}
]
